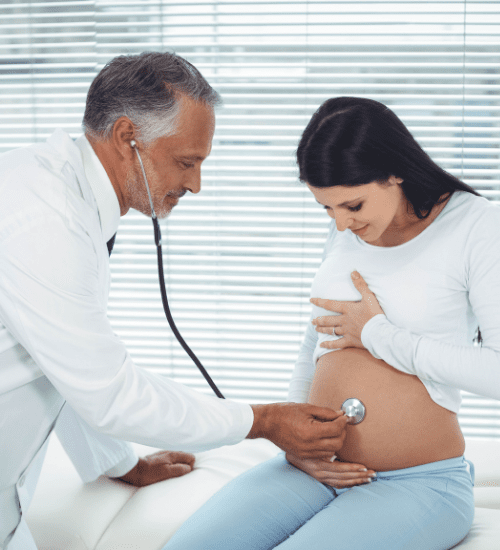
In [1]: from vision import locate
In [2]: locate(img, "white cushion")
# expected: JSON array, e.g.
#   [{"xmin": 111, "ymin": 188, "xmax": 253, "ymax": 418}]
[
  {"xmin": 26, "ymin": 435, "xmax": 280, "ymax": 550},
  {"xmin": 25, "ymin": 434, "xmax": 138, "ymax": 550},
  {"xmin": 474, "ymin": 488, "xmax": 500, "ymax": 510},
  {"xmin": 452, "ymin": 508, "xmax": 500, "ymax": 549},
  {"xmin": 94, "ymin": 440, "xmax": 281, "ymax": 550}
]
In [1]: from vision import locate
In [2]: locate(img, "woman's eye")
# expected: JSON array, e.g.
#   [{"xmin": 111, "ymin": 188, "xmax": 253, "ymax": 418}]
[
  {"xmin": 323, "ymin": 203, "xmax": 362, "ymax": 212},
  {"xmin": 180, "ymin": 161, "xmax": 194, "ymax": 169}
]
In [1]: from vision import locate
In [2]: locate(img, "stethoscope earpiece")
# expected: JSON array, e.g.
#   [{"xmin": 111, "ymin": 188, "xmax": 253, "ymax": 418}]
[{"xmin": 130, "ymin": 140, "xmax": 136, "ymax": 148}]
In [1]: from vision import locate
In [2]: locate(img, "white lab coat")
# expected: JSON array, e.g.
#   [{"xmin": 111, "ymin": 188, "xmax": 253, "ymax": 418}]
[{"xmin": 0, "ymin": 130, "xmax": 253, "ymax": 549}]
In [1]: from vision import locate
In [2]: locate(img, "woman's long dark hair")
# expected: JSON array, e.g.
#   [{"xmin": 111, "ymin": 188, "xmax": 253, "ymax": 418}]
[{"xmin": 297, "ymin": 97, "xmax": 483, "ymax": 344}]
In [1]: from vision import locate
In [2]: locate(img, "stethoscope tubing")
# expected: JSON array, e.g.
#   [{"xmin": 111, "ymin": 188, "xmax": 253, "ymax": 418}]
[
  {"xmin": 132, "ymin": 140, "xmax": 225, "ymax": 399},
  {"xmin": 152, "ymin": 217, "xmax": 225, "ymax": 399}
]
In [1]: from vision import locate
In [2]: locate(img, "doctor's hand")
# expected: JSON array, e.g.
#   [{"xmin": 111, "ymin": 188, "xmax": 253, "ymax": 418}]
[
  {"xmin": 311, "ymin": 271, "xmax": 385, "ymax": 351},
  {"xmin": 285, "ymin": 453, "xmax": 377, "ymax": 489},
  {"xmin": 116, "ymin": 450, "xmax": 195, "ymax": 487},
  {"xmin": 247, "ymin": 403, "xmax": 349, "ymax": 459}
]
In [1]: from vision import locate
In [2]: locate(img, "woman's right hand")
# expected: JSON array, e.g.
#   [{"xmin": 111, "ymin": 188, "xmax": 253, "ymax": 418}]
[{"xmin": 285, "ymin": 452, "xmax": 377, "ymax": 488}]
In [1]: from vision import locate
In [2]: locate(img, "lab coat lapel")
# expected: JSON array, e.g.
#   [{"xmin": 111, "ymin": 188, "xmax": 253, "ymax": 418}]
[{"xmin": 45, "ymin": 129, "xmax": 109, "ymax": 305}]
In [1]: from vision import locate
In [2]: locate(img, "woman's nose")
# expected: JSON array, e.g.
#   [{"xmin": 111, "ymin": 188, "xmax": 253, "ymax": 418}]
[{"xmin": 332, "ymin": 211, "xmax": 354, "ymax": 231}]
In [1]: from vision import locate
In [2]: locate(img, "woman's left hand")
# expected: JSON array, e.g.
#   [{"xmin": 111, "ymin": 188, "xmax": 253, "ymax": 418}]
[{"xmin": 310, "ymin": 271, "xmax": 385, "ymax": 350}]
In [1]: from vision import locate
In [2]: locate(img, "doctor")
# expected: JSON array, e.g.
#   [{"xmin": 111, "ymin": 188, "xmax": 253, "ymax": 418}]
[{"xmin": 0, "ymin": 52, "xmax": 348, "ymax": 549}]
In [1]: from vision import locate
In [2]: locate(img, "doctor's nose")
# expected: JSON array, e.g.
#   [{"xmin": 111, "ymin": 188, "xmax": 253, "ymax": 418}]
[{"xmin": 185, "ymin": 169, "xmax": 201, "ymax": 194}]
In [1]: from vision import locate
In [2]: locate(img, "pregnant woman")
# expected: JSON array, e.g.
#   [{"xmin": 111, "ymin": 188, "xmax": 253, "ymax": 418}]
[{"xmin": 164, "ymin": 97, "xmax": 500, "ymax": 549}]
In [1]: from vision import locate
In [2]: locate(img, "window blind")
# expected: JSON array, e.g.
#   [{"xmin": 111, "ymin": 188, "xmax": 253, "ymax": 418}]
[{"xmin": 1, "ymin": 0, "xmax": 500, "ymax": 438}]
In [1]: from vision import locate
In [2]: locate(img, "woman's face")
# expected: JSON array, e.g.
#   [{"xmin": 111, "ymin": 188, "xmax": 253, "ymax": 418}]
[{"xmin": 306, "ymin": 176, "xmax": 415, "ymax": 244}]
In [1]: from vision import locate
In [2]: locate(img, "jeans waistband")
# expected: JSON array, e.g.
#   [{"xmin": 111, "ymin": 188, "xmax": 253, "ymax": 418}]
[{"xmin": 375, "ymin": 455, "xmax": 471, "ymax": 479}]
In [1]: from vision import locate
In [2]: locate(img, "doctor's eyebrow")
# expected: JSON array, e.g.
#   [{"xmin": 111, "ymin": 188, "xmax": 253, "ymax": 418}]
[{"xmin": 180, "ymin": 155, "xmax": 206, "ymax": 162}]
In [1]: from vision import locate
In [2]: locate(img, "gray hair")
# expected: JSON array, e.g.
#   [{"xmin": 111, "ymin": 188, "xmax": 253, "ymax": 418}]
[{"xmin": 82, "ymin": 51, "xmax": 221, "ymax": 144}]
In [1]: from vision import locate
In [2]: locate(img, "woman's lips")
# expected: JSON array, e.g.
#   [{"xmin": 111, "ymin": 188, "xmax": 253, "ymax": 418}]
[{"xmin": 352, "ymin": 225, "xmax": 368, "ymax": 235}]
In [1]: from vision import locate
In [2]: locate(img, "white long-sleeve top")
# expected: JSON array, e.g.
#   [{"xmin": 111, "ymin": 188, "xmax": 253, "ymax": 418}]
[
  {"xmin": 288, "ymin": 190, "xmax": 500, "ymax": 413},
  {"xmin": 0, "ymin": 129, "xmax": 253, "ymax": 549}
]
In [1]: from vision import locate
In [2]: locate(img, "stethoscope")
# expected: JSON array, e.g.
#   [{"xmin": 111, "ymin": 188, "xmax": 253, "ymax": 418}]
[{"xmin": 130, "ymin": 139, "xmax": 367, "ymax": 424}]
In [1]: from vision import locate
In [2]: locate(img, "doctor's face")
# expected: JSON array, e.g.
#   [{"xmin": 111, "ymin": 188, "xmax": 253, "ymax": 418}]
[
  {"xmin": 307, "ymin": 177, "xmax": 413, "ymax": 244},
  {"xmin": 126, "ymin": 98, "xmax": 215, "ymax": 219}
]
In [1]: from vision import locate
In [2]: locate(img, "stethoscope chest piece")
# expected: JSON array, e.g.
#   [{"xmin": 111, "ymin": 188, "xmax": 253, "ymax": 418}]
[{"xmin": 341, "ymin": 398, "xmax": 366, "ymax": 425}]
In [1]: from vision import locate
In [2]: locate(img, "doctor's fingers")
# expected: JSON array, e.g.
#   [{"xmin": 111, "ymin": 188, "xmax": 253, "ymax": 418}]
[
  {"xmin": 134, "ymin": 452, "xmax": 197, "ymax": 486},
  {"xmin": 289, "ymin": 431, "xmax": 348, "ymax": 460},
  {"xmin": 144, "ymin": 450, "xmax": 196, "ymax": 467},
  {"xmin": 159, "ymin": 463, "xmax": 193, "ymax": 478},
  {"xmin": 311, "ymin": 412, "xmax": 349, "ymax": 440},
  {"xmin": 300, "ymin": 422, "xmax": 350, "ymax": 459},
  {"xmin": 163, "ymin": 451, "xmax": 196, "ymax": 466},
  {"xmin": 136, "ymin": 462, "xmax": 193, "ymax": 486}
]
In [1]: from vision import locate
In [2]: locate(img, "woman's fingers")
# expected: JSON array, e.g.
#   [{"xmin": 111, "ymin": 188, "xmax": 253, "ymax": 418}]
[
  {"xmin": 326, "ymin": 476, "xmax": 375, "ymax": 488},
  {"xmin": 328, "ymin": 469, "xmax": 376, "ymax": 479},
  {"xmin": 312, "ymin": 314, "xmax": 342, "ymax": 328},
  {"xmin": 285, "ymin": 452, "xmax": 377, "ymax": 488},
  {"xmin": 320, "ymin": 462, "xmax": 377, "ymax": 488},
  {"xmin": 325, "ymin": 460, "xmax": 372, "ymax": 472},
  {"xmin": 316, "ymin": 459, "xmax": 376, "ymax": 487},
  {"xmin": 318, "ymin": 470, "xmax": 377, "ymax": 488}
]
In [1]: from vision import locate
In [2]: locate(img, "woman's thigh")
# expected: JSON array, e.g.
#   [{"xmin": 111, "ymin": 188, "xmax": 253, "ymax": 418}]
[
  {"xmin": 163, "ymin": 454, "xmax": 335, "ymax": 550},
  {"xmin": 277, "ymin": 456, "xmax": 475, "ymax": 550}
]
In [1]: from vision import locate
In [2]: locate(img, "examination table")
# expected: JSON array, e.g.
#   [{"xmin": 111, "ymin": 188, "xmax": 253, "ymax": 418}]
[{"xmin": 26, "ymin": 436, "xmax": 500, "ymax": 549}]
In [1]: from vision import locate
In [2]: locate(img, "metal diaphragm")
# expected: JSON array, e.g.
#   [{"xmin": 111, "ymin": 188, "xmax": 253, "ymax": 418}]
[{"xmin": 341, "ymin": 398, "xmax": 366, "ymax": 425}]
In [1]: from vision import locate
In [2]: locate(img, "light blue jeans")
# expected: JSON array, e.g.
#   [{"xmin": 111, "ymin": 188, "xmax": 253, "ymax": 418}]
[{"xmin": 163, "ymin": 453, "xmax": 475, "ymax": 550}]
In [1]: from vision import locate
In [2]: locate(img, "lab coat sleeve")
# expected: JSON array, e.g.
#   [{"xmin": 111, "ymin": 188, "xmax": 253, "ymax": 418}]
[
  {"xmin": 55, "ymin": 404, "xmax": 139, "ymax": 483},
  {"xmin": 361, "ymin": 206, "xmax": 500, "ymax": 401},
  {"xmin": 0, "ymin": 177, "xmax": 253, "ymax": 452},
  {"xmin": 287, "ymin": 221, "xmax": 336, "ymax": 403}
]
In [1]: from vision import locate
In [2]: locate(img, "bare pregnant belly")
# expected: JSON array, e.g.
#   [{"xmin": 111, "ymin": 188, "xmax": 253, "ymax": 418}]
[{"xmin": 308, "ymin": 349, "xmax": 465, "ymax": 471}]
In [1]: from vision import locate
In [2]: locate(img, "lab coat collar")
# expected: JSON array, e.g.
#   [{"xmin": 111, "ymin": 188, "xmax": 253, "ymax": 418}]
[
  {"xmin": 45, "ymin": 128, "xmax": 95, "ymax": 208},
  {"xmin": 74, "ymin": 134, "xmax": 121, "ymax": 243}
]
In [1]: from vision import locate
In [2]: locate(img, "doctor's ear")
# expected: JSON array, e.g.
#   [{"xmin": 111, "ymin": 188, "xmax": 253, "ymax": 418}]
[{"xmin": 111, "ymin": 116, "xmax": 136, "ymax": 156}]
